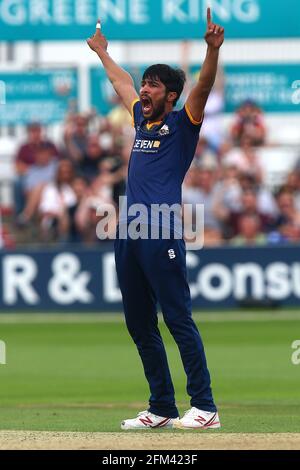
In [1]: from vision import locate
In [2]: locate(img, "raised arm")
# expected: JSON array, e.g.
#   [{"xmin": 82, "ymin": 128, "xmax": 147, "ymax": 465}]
[
  {"xmin": 185, "ymin": 8, "xmax": 224, "ymax": 122},
  {"xmin": 87, "ymin": 21, "xmax": 139, "ymax": 113}
]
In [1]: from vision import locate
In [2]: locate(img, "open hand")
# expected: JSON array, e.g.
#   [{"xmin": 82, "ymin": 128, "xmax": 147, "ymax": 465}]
[
  {"xmin": 87, "ymin": 20, "xmax": 108, "ymax": 53},
  {"xmin": 204, "ymin": 8, "xmax": 224, "ymax": 49}
]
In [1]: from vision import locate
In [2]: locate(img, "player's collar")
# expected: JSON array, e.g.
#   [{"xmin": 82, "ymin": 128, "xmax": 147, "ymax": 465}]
[{"xmin": 146, "ymin": 121, "xmax": 162, "ymax": 130}]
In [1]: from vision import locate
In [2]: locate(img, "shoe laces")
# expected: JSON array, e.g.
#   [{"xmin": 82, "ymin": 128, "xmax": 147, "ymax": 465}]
[
  {"xmin": 137, "ymin": 410, "xmax": 150, "ymax": 417},
  {"xmin": 183, "ymin": 407, "xmax": 205, "ymax": 418}
]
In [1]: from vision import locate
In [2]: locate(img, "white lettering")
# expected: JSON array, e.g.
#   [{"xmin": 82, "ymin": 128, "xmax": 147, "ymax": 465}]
[
  {"xmin": 163, "ymin": 0, "xmax": 188, "ymax": 22},
  {"xmin": 202, "ymin": 0, "xmax": 259, "ymax": 22},
  {"xmin": 0, "ymin": 0, "xmax": 261, "ymax": 31},
  {"xmin": 150, "ymin": 203, "xmax": 183, "ymax": 240},
  {"xmin": 291, "ymin": 340, "xmax": 300, "ymax": 365},
  {"xmin": 3, "ymin": 255, "xmax": 39, "ymax": 305},
  {"xmin": 186, "ymin": 252, "xmax": 200, "ymax": 298},
  {"xmin": 102, "ymin": 253, "xmax": 122, "ymax": 302},
  {"xmin": 0, "ymin": 0, "xmax": 26, "ymax": 25},
  {"xmin": 75, "ymin": 0, "xmax": 94, "ymax": 24},
  {"xmin": 29, "ymin": 0, "xmax": 51, "ymax": 25},
  {"xmin": 186, "ymin": 252, "xmax": 200, "ymax": 269},
  {"xmin": 142, "ymin": 140, "xmax": 153, "ymax": 148},
  {"xmin": 0, "ymin": 340, "xmax": 6, "ymax": 365},
  {"xmin": 127, "ymin": 205, "xmax": 148, "ymax": 240},
  {"xmin": 96, "ymin": 203, "xmax": 117, "ymax": 240},
  {"xmin": 292, "ymin": 80, "xmax": 300, "ymax": 105},
  {"xmin": 53, "ymin": 0, "xmax": 72, "ymax": 25},
  {"xmin": 184, "ymin": 203, "xmax": 204, "ymax": 250},
  {"xmin": 102, "ymin": 455, "xmax": 137, "ymax": 467},
  {"xmin": 130, "ymin": 0, "xmax": 149, "ymax": 24},
  {"xmin": 0, "ymin": 0, "xmax": 97, "ymax": 26},
  {"xmin": 202, "ymin": 0, "xmax": 231, "ymax": 22},
  {"xmin": 189, "ymin": 0, "xmax": 199, "ymax": 21},
  {"xmin": 198, "ymin": 264, "xmax": 232, "ymax": 301},
  {"xmin": 100, "ymin": 0, "xmax": 126, "ymax": 23},
  {"xmin": 0, "ymin": 80, "xmax": 6, "ymax": 105},
  {"xmin": 266, "ymin": 263, "xmax": 291, "ymax": 300},
  {"xmin": 292, "ymin": 264, "xmax": 300, "ymax": 297},
  {"xmin": 48, "ymin": 254, "xmax": 93, "ymax": 304},
  {"xmin": 134, "ymin": 139, "xmax": 158, "ymax": 149},
  {"xmin": 234, "ymin": 0, "xmax": 260, "ymax": 22},
  {"xmin": 234, "ymin": 263, "xmax": 264, "ymax": 299}
]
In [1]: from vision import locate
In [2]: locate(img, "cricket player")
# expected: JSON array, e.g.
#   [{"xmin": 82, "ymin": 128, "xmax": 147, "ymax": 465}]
[{"xmin": 87, "ymin": 8, "xmax": 224, "ymax": 430}]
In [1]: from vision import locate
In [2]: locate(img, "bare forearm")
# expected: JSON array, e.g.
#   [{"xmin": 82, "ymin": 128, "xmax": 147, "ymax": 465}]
[
  {"xmin": 185, "ymin": 45, "xmax": 219, "ymax": 121},
  {"xmin": 95, "ymin": 47, "xmax": 134, "ymax": 88},
  {"xmin": 198, "ymin": 46, "xmax": 219, "ymax": 92},
  {"xmin": 87, "ymin": 23, "xmax": 138, "ymax": 111},
  {"xmin": 184, "ymin": 8, "xmax": 224, "ymax": 121},
  {"xmin": 95, "ymin": 47, "xmax": 138, "ymax": 111}
]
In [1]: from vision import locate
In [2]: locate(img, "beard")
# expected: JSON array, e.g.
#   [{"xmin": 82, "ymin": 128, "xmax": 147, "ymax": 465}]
[{"xmin": 142, "ymin": 94, "xmax": 168, "ymax": 121}]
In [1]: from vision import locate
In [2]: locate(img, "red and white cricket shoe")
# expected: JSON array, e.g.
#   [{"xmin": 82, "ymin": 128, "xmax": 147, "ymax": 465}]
[
  {"xmin": 173, "ymin": 407, "xmax": 221, "ymax": 430},
  {"xmin": 121, "ymin": 410, "xmax": 177, "ymax": 430}
]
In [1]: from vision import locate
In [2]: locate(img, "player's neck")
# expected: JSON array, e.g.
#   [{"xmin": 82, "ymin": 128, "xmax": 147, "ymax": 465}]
[
  {"xmin": 147, "ymin": 103, "xmax": 173, "ymax": 124},
  {"xmin": 147, "ymin": 114, "xmax": 164, "ymax": 125}
]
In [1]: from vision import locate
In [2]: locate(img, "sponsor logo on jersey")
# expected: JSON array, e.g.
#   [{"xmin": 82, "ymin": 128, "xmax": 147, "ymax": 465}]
[
  {"xmin": 159, "ymin": 124, "xmax": 170, "ymax": 136},
  {"xmin": 133, "ymin": 139, "xmax": 160, "ymax": 150}
]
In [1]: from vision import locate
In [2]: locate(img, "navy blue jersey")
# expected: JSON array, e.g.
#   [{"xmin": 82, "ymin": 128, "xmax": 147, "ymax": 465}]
[{"xmin": 119, "ymin": 100, "xmax": 202, "ymax": 228}]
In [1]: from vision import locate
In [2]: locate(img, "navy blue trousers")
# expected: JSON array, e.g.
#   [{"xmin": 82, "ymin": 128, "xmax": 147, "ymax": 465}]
[{"xmin": 114, "ymin": 231, "xmax": 217, "ymax": 418}]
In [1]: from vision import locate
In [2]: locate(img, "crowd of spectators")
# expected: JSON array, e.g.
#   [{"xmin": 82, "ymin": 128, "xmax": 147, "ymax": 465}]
[
  {"xmin": 5, "ymin": 88, "xmax": 300, "ymax": 248},
  {"xmin": 182, "ymin": 98, "xmax": 300, "ymax": 246},
  {"xmin": 12, "ymin": 112, "xmax": 130, "ymax": 245}
]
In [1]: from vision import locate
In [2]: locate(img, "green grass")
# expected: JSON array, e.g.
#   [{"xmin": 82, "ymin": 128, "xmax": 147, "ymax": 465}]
[{"xmin": 0, "ymin": 313, "xmax": 300, "ymax": 433}]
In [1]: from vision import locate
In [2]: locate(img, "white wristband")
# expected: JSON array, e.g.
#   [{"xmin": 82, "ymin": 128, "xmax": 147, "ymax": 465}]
[{"xmin": 96, "ymin": 22, "xmax": 101, "ymax": 29}]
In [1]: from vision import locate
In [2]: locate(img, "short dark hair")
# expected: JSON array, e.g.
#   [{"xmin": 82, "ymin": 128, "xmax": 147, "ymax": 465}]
[
  {"xmin": 27, "ymin": 122, "xmax": 41, "ymax": 131},
  {"xmin": 142, "ymin": 64, "xmax": 186, "ymax": 106}
]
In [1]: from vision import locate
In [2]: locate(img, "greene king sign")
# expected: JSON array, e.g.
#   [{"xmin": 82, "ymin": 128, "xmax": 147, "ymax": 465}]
[{"xmin": 0, "ymin": 0, "xmax": 299, "ymax": 41}]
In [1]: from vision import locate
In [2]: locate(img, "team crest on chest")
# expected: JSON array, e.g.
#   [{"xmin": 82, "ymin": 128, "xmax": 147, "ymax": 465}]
[{"xmin": 159, "ymin": 124, "xmax": 170, "ymax": 136}]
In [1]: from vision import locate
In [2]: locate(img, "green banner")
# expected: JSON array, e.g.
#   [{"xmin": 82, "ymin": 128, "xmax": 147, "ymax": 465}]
[
  {"xmin": 90, "ymin": 65, "xmax": 144, "ymax": 116},
  {"xmin": 224, "ymin": 64, "xmax": 300, "ymax": 113},
  {"xmin": 0, "ymin": 0, "xmax": 299, "ymax": 41},
  {"xmin": 91, "ymin": 63, "xmax": 300, "ymax": 115},
  {"xmin": 0, "ymin": 69, "xmax": 78, "ymax": 124}
]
